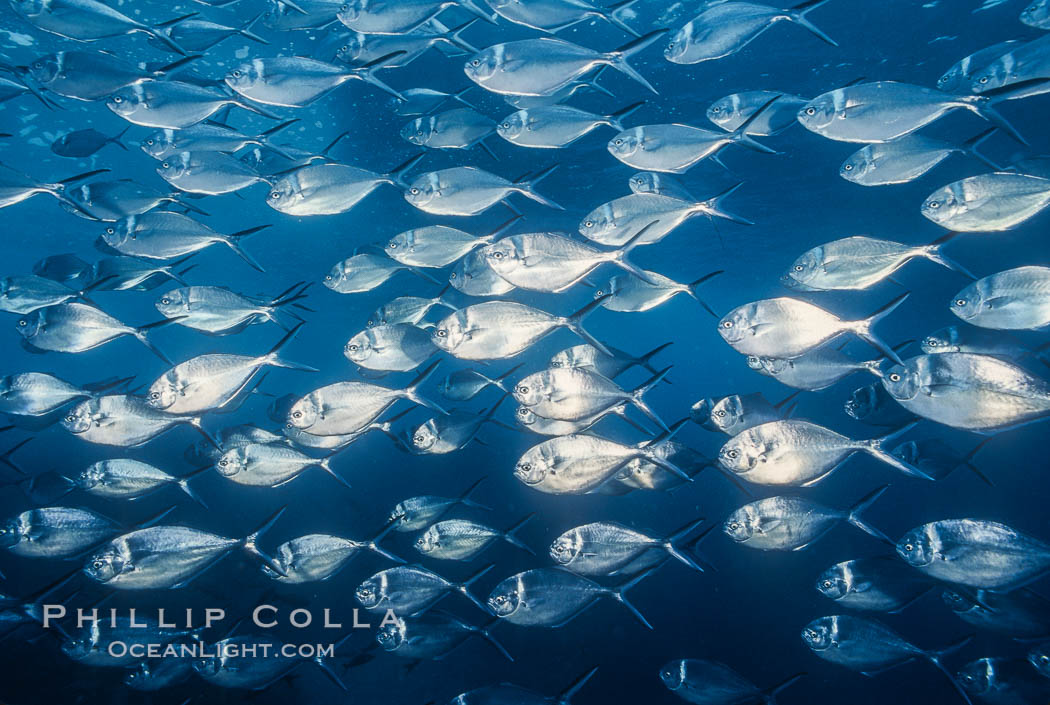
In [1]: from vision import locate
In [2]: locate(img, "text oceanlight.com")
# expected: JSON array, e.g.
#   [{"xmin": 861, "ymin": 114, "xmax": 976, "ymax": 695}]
[{"xmin": 108, "ymin": 641, "xmax": 338, "ymax": 660}]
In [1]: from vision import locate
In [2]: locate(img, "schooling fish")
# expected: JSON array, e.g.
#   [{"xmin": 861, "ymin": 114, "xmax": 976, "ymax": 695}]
[
  {"xmin": 100, "ymin": 213, "xmax": 268, "ymax": 272},
  {"xmin": 707, "ymin": 89, "xmax": 808, "ymax": 135},
  {"xmin": 0, "ymin": 372, "xmax": 128, "ymax": 417},
  {"xmin": 9, "ymin": 0, "xmax": 190, "ymax": 54},
  {"xmin": 337, "ymin": 18, "xmax": 479, "ymax": 69},
  {"xmin": 62, "ymin": 394, "xmax": 212, "ymax": 448},
  {"xmin": 345, "ymin": 323, "xmax": 437, "ymax": 372},
  {"xmin": 497, "ymin": 101, "xmax": 644, "ymax": 149},
  {"xmin": 921, "ymin": 173, "xmax": 1050, "ymax": 232},
  {"xmin": 388, "ymin": 477, "xmax": 490, "ymax": 532},
  {"xmin": 512, "ymin": 366, "xmax": 669, "ymax": 429},
  {"xmin": 141, "ymin": 120, "xmax": 298, "ymax": 161},
  {"xmin": 73, "ymin": 459, "xmax": 207, "ymax": 506},
  {"xmin": 224, "ymin": 56, "xmax": 403, "ymax": 107},
  {"xmin": 263, "ymin": 528, "xmax": 401, "ymax": 583},
  {"xmin": 415, "ymin": 514, "xmax": 534, "ymax": 561},
  {"xmin": 156, "ymin": 151, "xmax": 270, "ymax": 195},
  {"xmin": 376, "ymin": 612, "xmax": 511, "ymax": 662},
  {"xmin": 439, "ymin": 365, "xmax": 521, "ymax": 401},
  {"xmin": 410, "ymin": 397, "xmax": 508, "ymax": 453},
  {"xmin": 816, "ymin": 556, "xmax": 933, "ymax": 612},
  {"xmin": 51, "ymin": 127, "xmax": 129, "ymax": 158},
  {"xmin": 385, "ymin": 217, "xmax": 520, "ymax": 268},
  {"xmin": 355, "ymin": 564, "xmax": 493, "ymax": 616},
  {"xmin": 839, "ymin": 130, "xmax": 1000, "ymax": 186},
  {"xmin": 971, "ymin": 33, "xmax": 1050, "ymax": 93},
  {"xmin": 401, "ymin": 107, "xmax": 497, "ymax": 157},
  {"xmin": 942, "ymin": 588, "xmax": 1050, "ymax": 638},
  {"xmin": 405, "ymin": 165, "xmax": 562, "ymax": 216},
  {"xmin": 549, "ymin": 342, "xmax": 670, "ymax": 380},
  {"xmin": 550, "ymin": 518, "xmax": 706, "ymax": 576},
  {"xmin": 958, "ymin": 657, "xmax": 1050, "ymax": 705},
  {"xmin": 64, "ymin": 179, "xmax": 207, "ymax": 221},
  {"xmin": 16, "ymin": 302, "xmax": 175, "ymax": 362},
  {"xmin": 937, "ymin": 40, "xmax": 1025, "ymax": 93},
  {"xmin": 268, "ymin": 154, "xmax": 422, "ymax": 216},
  {"xmin": 25, "ymin": 51, "xmax": 196, "ymax": 102},
  {"xmin": 155, "ymin": 282, "xmax": 308, "ymax": 335},
  {"xmin": 337, "ymin": 0, "xmax": 494, "ymax": 35},
  {"xmin": 660, "ymin": 660, "xmax": 802, "ymax": 705},
  {"xmin": 692, "ymin": 390, "xmax": 798, "ymax": 435},
  {"xmin": 488, "ymin": 0, "xmax": 640, "ymax": 35},
  {"xmin": 323, "ymin": 253, "xmax": 439, "ymax": 294},
  {"xmin": 367, "ymin": 288, "xmax": 457, "ymax": 327},
  {"xmin": 950, "ymin": 266, "xmax": 1050, "ymax": 330}
]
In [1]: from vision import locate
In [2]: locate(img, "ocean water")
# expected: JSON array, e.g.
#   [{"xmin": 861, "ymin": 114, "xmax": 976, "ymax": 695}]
[{"xmin": 1, "ymin": 0, "xmax": 1049, "ymax": 703}]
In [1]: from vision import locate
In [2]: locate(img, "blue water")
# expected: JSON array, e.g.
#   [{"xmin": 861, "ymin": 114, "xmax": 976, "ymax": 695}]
[{"xmin": 1, "ymin": 0, "xmax": 1050, "ymax": 703}]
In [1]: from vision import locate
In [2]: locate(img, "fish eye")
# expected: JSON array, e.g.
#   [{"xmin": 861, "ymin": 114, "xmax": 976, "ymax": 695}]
[
  {"xmin": 149, "ymin": 392, "xmax": 159, "ymax": 400},
  {"xmin": 218, "ymin": 459, "xmax": 227, "ymax": 467},
  {"xmin": 729, "ymin": 521, "xmax": 739, "ymax": 530},
  {"xmin": 410, "ymin": 188, "xmax": 419, "ymax": 195},
  {"xmin": 471, "ymin": 59, "xmax": 480, "ymax": 66},
  {"xmin": 595, "ymin": 289, "xmax": 603, "ymax": 296},
  {"xmin": 449, "ymin": 272, "xmax": 457, "ymax": 279},
  {"xmin": 348, "ymin": 344, "xmax": 358, "ymax": 351},
  {"xmin": 106, "ymin": 227, "xmax": 114, "ymax": 234},
  {"xmin": 711, "ymin": 106, "xmax": 720, "ymax": 113},
  {"xmin": 904, "ymin": 543, "xmax": 913, "ymax": 551},
  {"xmin": 501, "ymin": 123, "xmax": 509, "ymax": 129},
  {"xmin": 822, "ymin": 580, "xmax": 832, "ymax": 588},
  {"xmin": 805, "ymin": 107, "xmax": 816, "ymax": 115},
  {"xmin": 794, "ymin": 265, "xmax": 804, "ymax": 272},
  {"xmin": 160, "ymin": 298, "xmax": 170, "ymax": 305},
  {"xmin": 979, "ymin": 76, "xmax": 988, "ymax": 84},
  {"xmin": 65, "ymin": 414, "xmax": 75, "ymax": 422},
  {"xmin": 270, "ymin": 192, "xmax": 281, "ymax": 200},
  {"xmin": 293, "ymin": 411, "xmax": 302, "ymax": 418},
  {"xmin": 843, "ymin": 164, "xmax": 853, "ymax": 171},
  {"xmin": 584, "ymin": 220, "xmax": 593, "ymax": 227},
  {"xmin": 1041, "ymin": 655, "xmax": 1050, "ymax": 665},
  {"xmin": 146, "ymin": 139, "xmax": 154, "ymax": 145},
  {"xmin": 113, "ymin": 96, "xmax": 122, "ymax": 103},
  {"xmin": 928, "ymin": 200, "xmax": 940, "ymax": 209},
  {"xmin": 716, "ymin": 410, "xmax": 725, "ymax": 417},
  {"xmin": 232, "ymin": 70, "xmax": 241, "ymax": 78},
  {"xmin": 92, "ymin": 560, "xmax": 103, "ymax": 569},
  {"xmin": 413, "ymin": 434, "xmax": 424, "ymax": 443},
  {"xmin": 889, "ymin": 373, "xmax": 901, "ymax": 382},
  {"xmin": 325, "ymin": 275, "xmax": 333, "ymax": 281},
  {"xmin": 722, "ymin": 321, "xmax": 733, "ymax": 328},
  {"xmin": 18, "ymin": 319, "xmax": 26, "ymax": 327},
  {"xmin": 491, "ymin": 251, "xmax": 503, "ymax": 259},
  {"xmin": 955, "ymin": 299, "xmax": 966, "ymax": 306},
  {"xmin": 516, "ymin": 385, "xmax": 528, "ymax": 394},
  {"xmin": 520, "ymin": 462, "xmax": 531, "ymax": 471},
  {"xmin": 726, "ymin": 449, "xmax": 738, "ymax": 459},
  {"xmin": 614, "ymin": 139, "xmax": 623, "ymax": 145},
  {"xmin": 387, "ymin": 241, "xmax": 397, "ymax": 249}
]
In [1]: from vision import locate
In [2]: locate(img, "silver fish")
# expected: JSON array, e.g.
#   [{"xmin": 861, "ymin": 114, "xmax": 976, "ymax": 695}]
[
  {"xmin": 880, "ymin": 353, "xmax": 1050, "ymax": 432},
  {"xmin": 660, "ymin": 660, "xmax": 802, "ymax": 705},
  {"xmin": 367, "ymin": 289, "xmax": 457, "ymax": 327},
  {"xmin": 345, "ymin": 323, "xmax": 437, "ymax": 371},
  {"xmin": 512, "ymin": 366, "xmax": 668, "ymax": 428},
  {"xmin": 26, "ymin": 51, "xmax": 192, "ymax": 102},
  {"xmin": 497, "ymin": 102, "xmax": 643, "ymax": 149},
  {"xmin": 463, "ymin": 32, "xmax": 664, "ymax": 97},
  {"xmin": 157, "ymin": 151, "xmax": 269, "ymax": 195},
  {"xmin": 265, "ymin": 0, "xmax": 342, "ymax": 30},
  {"xmin": 405, "ymin": 165, "xmax": 562, "ymax": 216},
  {"xmin": 921, "ymin": 173, "xmax": 1050, "ymax": 231},
  {"xmin": 62, "ymin": 394, "xmax": 210, "ymax": 448},
  {"xmin": 746, "ymin": 345, "xmax": 887, "ymax": 392},
  {"xmin": 355, "ymin": 564, "xmax": 493, "ymax": 615},
  {"xmin": 958, "ymin": 657, "xmax": 1050, "ymax": 704},
  {"xmin": 388, "ymin": 477, "xmax": 489, "ymax": 532},
  {"xmin": 400, "ymin": 108, "xmax": 496, "ymax": 156},
  {"xmin": 487, "ymin": 567, "xmax": 653, "ymax": 628},
  {"xmin": 723, "ymin": 486, "xmax": 889, "ymax": 551},
  {"xmin": 376, "ymin": 612, "xmax": 511, "ymax": 662},
  {"xmin": 337, "ymin": 19, "xmax": 478, "ymax": 69},
  {"xmin": 627, "ymin": 171, "xmax": 696, "ymax": 200},
  {"xmin": 0, "ymin": 275, "xmax": 91, "ymax": 314},
  {"xmin": 0, "ymin": 372, "xmax": 125, "ymax": 416},
  {"xmin": 51, "ymin": 126, "xmax": 129, "ymax": 158},
  {"xmin": 323, "ymin": 253, "xmax": 438, "ymax": 294},
  {"xmin": 448, "ymin": 248, "xmax": 516, "ymax": 297},
  {"xmin": 665, "ymin": 0, "xmax": 836, "ymax": 64},
  {"xmin": 216, "ymin": 442, "xmax": 350, "ymax": 489},
  {"xmin": 16, "ymin": 302, "xmax": 173, "ymax": 362},
  {"xmin": 897, "ymin": 518, "xmax": 1050, "ymax": 591},
  {"xmin": 943, "ymin": 588, "xmax": 1050, "ymax": 638},
  {"xmin": 74, "ymin": 459, "xmax": 206, "ymax": 506},
  {"xmin": 607, "ymin": 119, "xmax": 774, "ymax": 174},
  {"xmin": 0, "ymin": 163, "xmax": 106, "ymax": 213},
  {"xmin": 153, "ymin": 13, "xmax": 269, "ymax": 52},
  {"xmin": 718, "ymin": 294, "xmax": 908, "ymax": 363},
  {"xmin": 107, "ymin": 80, "xmax": 277, "ymax": 129},
  {"xmin": 844, "ymin": 382, "xmax": 918, "ymax": 428},
  {"xmin": 224, "ymin": 56, "xmax": 402, "ymax": 107},
  {"xmin": 0, "ymin": 506, "xmax": 121, "ymax": 558},
  {"xmin": 385, "ymin": 217, "xmax": 519, "ymax": 268},
  {"xmin": 717, "ymin": 420, "xmax": 926, "ymax": 486},
  {"xmin": 410, "ymin": 398, "xmax": 506, "ymax": 454},
  {"xmin": 597, "ymin": 269, "xmax": 722, "ymax": 315},
  {"xmin": 971, "ymin": 33, "xmax": 1050, "ymax": 93},
  {"xmin": 1022, "ymin": 0, "xmax": 1050, "ymax": 29},
  {"xmin": 439, "ymin": 365, "xmax": 521, "ymax": 401},
  {"xmin": 692, "ymin": 390, "xmax": 798, "ymax": 435},
  {"xmin": 415, "ymin": 515, "xmax": 534, "ymax": 560},
  {"xmin": 268, "ymin": 155, "xmax": 421, "ymax": 216},
  {"xmin": 950, "ymin": 266, "xmax": 1050, "ymax": 330},
  {"xmin": 782, "ymin": 234, "xmax": 972, "ymax": 290},
  {"xmin": 550, "ymin": 519, "xmax": 706, "ymax": 576},
  {"xmin": 338, "ymin": 0, "xmax": 494, "ymax": 35},
  {"xmin": 391, "ymin": 86, "xmax": 476, "ymax": 117},
  {"xmin": 83, "ymin": 507, "xmax": 286, "ymax": 590},
  {"xmin": 816, "ymin": 556, "xmax": 932, "ymax": 612},
  {"xmin": 65, "ymin": 179, "xmax": 206, "ymax": 222},
  {"xmin": 99, "ymin": 212, "xmax": 267, "ymax": 272},
  {"xmin": 10, "ymin": 0, "xmax": 189, "ymax": 54},
  {"xmin": 155, "ymin": 283, "xmax": 307, "ymax": 335},
  {"xmin": 431, "ymin": 297, "xmax": 609, "ymax": 360},
  {"xmin": 263, "ymin": 530, "xmax": 401, "ymax": 583},
  {"xmin": 488, "ymin": 0, "xmax": 640, "ymax": 35},
  {"xmin": 937, "ymin": 40, "xmax": 1025, "ymax": 93},
  {"xmin": 549, "ymin": 342, "xmax": 670, "ymax": 379},
  {"xmin": 839, "ymin": 131, "xmax": 999, "ymax": 186},
  {"xmin": 707, "ymin": 89, "xmax": 808, "ymax": 135},
  {"xmin": 922, "ymin": 324, "xmax": 1047, "ymax": 361},
  {"xmin": 141, "ymin": 121, "xmax": 298, "ymax": 161}
]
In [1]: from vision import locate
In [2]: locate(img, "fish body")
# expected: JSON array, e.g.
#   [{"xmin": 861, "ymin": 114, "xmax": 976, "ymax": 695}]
[
  {"xmin": 951, "ymin": 266, "xmax": 1050, "ymax": 330},
  {"xmin": 922, "ymin": 173, "xmax": 1050, "ymax": 232},
  {"xmin": 816, "ymin": 556, "xmax": 931, "ymax": 612},
  {"xmin": 0, "ymin": 506, "xmax": 119, "ymax": 558}
]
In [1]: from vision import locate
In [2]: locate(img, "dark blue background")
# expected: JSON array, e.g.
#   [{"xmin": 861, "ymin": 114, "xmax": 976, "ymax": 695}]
[{"xmin": 1, "ymin": 0, "xmax": 1049, "ymax": 703}]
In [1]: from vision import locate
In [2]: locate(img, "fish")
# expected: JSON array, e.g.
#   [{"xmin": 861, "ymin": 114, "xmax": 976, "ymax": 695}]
[
  {"xmin": 487, "ymin": 567, "xmax": 653, "ymax": 628},
  {"xmin": 415, "ymin": 514, "xmax": 534, "ymax": 560},
  {"xmin": 550, "ymin": 518, "xmax": 706, "ymax": 576},
  {"xmin": 51, "ymin": 127, "xmax": 129, "ymax": 158},
  {"xmin": 391, "ymin": 86, "xmax": 476, "ymax": 116},
  {"xmin": 64, "ymin": 179, "xmax": 208, "ymax": 221},
  {"xmin": 215, "ymin": 441, "xmax": 351, "ymax": 490},
  {"xmin": 62, "ymin": 394, "xmax": 212, "ymax": 448},
  {"xmin": 665, "ymin": 0, "xmax": 837, "ymax": 64},
  {"xmin": 99, "ymin": 213, "xmax": 268, "ymax": 272},
  {"xmin": 73, "ymin": 459, "xmax": 207, "ymax": 506},
  {"xmin": 1030, "ymin": 643, "xmax": 1050, "ymax": 677},
  {"xmin": 405, "ymin": 165, "xmax": 562, "ymax": 216},
  {"xmin": 950, "ymin": 266, "xmax": 1050, "ymax": 330},
  {"xmin": 880, "ymin": 353, "xmax": 1050, "ymax": 432},
  {"xmin": 797, "ymin": 81, "xmax": 1029, "ymax": 145},
  {"xmin": 921, "ymin": 173, "xmax": 1050, "ymax": 231},
  {"xmin": 718, "ymin": 294, "xmax": 909, "ymax": 364},
  {"xmin": 124, "ymin": 656, "xmax": 195, "ymax": 691},
  {"xmin": 346, "ymin": 323, "xmax": 437, "ymax": 372},
  {"xmin": 839, "ymin": 130, "xmax": 1000, "ymax": 186},
  {"xmin": 718, "ymin": 420, "xmax": 928, "ymax": 486},
  {"xmin": 512, "ymin": 366, "xmax": 670, "ymax": 429},
  {"xmin": 287, "ymin": 361, "xmax": 446, "ymax": 436},
  {"xmin": 155, "ymin": 282, "xmax": 308, "ymax": 335},
  {"xmin": 146, "ymin": 324, "xmax": 314, "ymax": 414},
  {"xmin": 355, "ymin": 564, "xmax": 493, "ymax": 616},
  {"xmin": 0, "ymin": 274, "xmax": 98, "ymax": 314},
  {"xmin": 451, "ymin": 668, "xmax": 599, "ymax": 704},
  {"xmin": 0, "ymin": 163, "xmax": 107, "ymax": 214},
  {"xmin": 432, "ymin": 297, "xmax": 610, "ymax": 361},
  {"xmin": 338, "ymin": 0, "xmax": 495, "ymax": 35},
  {"xmin": 549, "ymin": 342, "xmax": 670, "ymax": 380},
  {"xmin": 891, "ymin": 438, "xmax": 993, "ymax": 484},
  {"xmin": 376, "ymin": 612, "xmax": 511, "ymax": 662},
  {"xmin": 627, "ymin": 171, "xmax": 696, "ymax": 201},
  {"xmin": 483, "ymin": 228, "xmax": 653, "ymax": 293},
  {"xmin": 659, "ymin": 660, "xmax": 803, "ymax": 705},
  {"xmin": 782, "ymin": 234, "xmax": 972, "ymax": 290},
  {"xmin": 265, "ymin": 0, "xmax": 343, "ymax": 31},
  {"xmin": 0, "ymin": 506, "xmax": 123, "ymax": 558},
  {"xmin": 388, "ymin": 477, "xmax": 490, "ymax": 532},
  {"xmin": 844, "ymin": 382, "xmax": 918, "ymax": 428},
  {"xmin": 957, "ymin": 657, "xmax": 1050, "ymax": 705},
  {"xmin": 579, "ymin": 185, "xmax": 751, "ymax": 246},
  {"xmin": 723, "ymin": 485, "xmax": 890, "ymax": 551},
  {"xmin": 89, "ymin": 256, "xmax": 193, "ymax": 292},
  {"xmin": 488, "ymin": 0, "xmax": 640, "ymax": 35},
  {"xmin": 897, "ymin": 518, "xmax": 1050, "ymax": 591},
  {"xmin": 385, "ymin": 216, "xmax": 520, "ymax": 268},
  {"xmin": 607, "ymin": 111, "xmax": 776, "ymax": 174},
  {"xmin": 33, "ymin": 253, "xmax": 93, "ymax": 287},
  {"xmin": 596, "ymin": 269, "xmax": 723, "ymax": 315},
  {"xmin": 268, "ymin": 154, "xmax": 422, "ymax": 216},
  {"xmin": 224, "ymin": 56, "xmax": 403, "ymax": 107},
  {"xmin": 503, "ymin": 67, "xmax": 615, "ymax": 109},
  {"xmin": 514, "ymin": 422, "xmax": 691, "ymax": 495},
  {"xmin": 337, "ymin": 18, "xmax": 479, "ymax": 69},
  {"xmin": 156, "ymin": 151, "xmax": 270, "ymax": 195},
  {"xmin": 62, "ymin": 616, "xmax": 199, "ymax": 667},
  {"xmin": 107, "ymin": 80, "xmax": 280, "ymax": 129},
  {"xmin": 497, "ymin": 101, "xmax": 644, "ymax": 149},
  {"xmin": 0, "ymin": 372, "xmax": 128, "ymax": 416},
  {"xmin": 25, "ymin": 51, "xmax": 196, "ymax": 102},
  {"xmin": 921, "ymin": 324, "xmax": 1050, "ymax": 362},
  {"xmin": 410, "ymin": 397, "xmax": 508, "ymax": 453},
  {"xmin": 514, "ymin": 401, "xmax": 648, "ymax": 437},
  {"xmin": 263, "ymin": 529, "xmax": 402, "ymax": 583},
  {"xmin": 942, "ymin": 588, "xmax": 1050, "ymax": 638},
  {"xmin": 692, "ymin": 390, "xmax": 799, "ymax": 435},
  {"xmin": 971, "ymin": 34, "xmax": 1050, "ymax": 93},
  {"xmin": 16, "ymin": 302, "xmax": 176, "ymax": 362},
  {"xmin": 439, "ymin": 364, "xmax": 522, "ymax": 401},
  {"xmin": 707, "ymin": 90, "xmax": 808, "ymax": 135},
  {"xmin": 801, "ymin": 615, "xmax": 973, "ymax": 702},
  {"xmin": 746, "ymin": 343, "xmax": 899, "ymax": 391},
  {"xmin": 1022, "ymin": 0, "xmax": 1050, "ymax": 29},
  {"xmin": 83, "ymin": 508, "xmax": 287, "ymax": 590},
  {"xmin": 185, "ymin": 424, "xmax": 285, "ymax": 465},
  {"xmin": 368, "ymin": 288, "xmax": 457, "ymax": 327},
  {"xmin": 937, "ymin": 40, "xmax": 1025, "ymax": 93},
  {"xmin": 400, "ymin": 108, "xmax": 497, "ymax": 158},
  {"xmin": 141, "ymin": 120, "xmax": 299, "ymax": 161},
  {"xmin": 152, "ymin": 12, "xmax": 269, "ymax": 52},
  {"xmin": 10, "ymin": 0, "xmax": 190, "ymax": 54},
  {"xmin": 816, "ymin": 556, "xmax": 933, "ymax": 612},
  {"xmin": 448, "ymin": 248, "xmax": 516, "ymax": 296},
  {"xmin": 463, "ymin": 31, "xmax": 666, "ymax": 97},
  {"xmin": 323, "ymin": 253, "xmax": 439, "ymax": 294}
]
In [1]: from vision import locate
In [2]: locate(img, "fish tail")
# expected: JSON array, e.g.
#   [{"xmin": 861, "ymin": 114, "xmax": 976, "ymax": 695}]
[
  {"xmin": 0, "ymin": 438, "xmax": 31, "ymax": 475},
  {"xmin": 223, "ymin": 225, "xmax": 270, "ymax": 272},
  {"xmin": 152, "ymin": 54, "xmax": 201, "ymax": 77},
  {"xmin": 454, "ymin": 0, "xmax": 498, "ymax": 24},
  {"xmin": 606, "ymin": 100, "xmax": 646, "ymax": 131},
  {"xmin": 697, "ymin": 182, "xmax": 754, "ymax": 225},
  {"xmin": 449, "ymin": 85, "xmax": 478, "ymax": 111},
  {"xmin": 491, "ymin": 362, "xmax": 524, "ymax": 393},
  {"xmin": 581, "ymin": 66, "xmax": 616, "ymax": 99},
  {"xmin": 605, "ymin": 30, "xmax": 667, "ymax": 95},
  {"xmin": 241, "ymin": 505, "xmax": 289, "ymax": 577},
  {"xmin": 514, "ymin": 164, "xmax": 564, "ymax": 210},
  {"xmin": 239, "ymin": 11, "xmax": 270, "ymax": 45},
  {"xmin": 557, "ymin": 666, "xmax": 599, "ymax": 704},
  {"xmin": 959, "ymin": 127, "xmax": 1003, "ymax": 170},
  {"xmin": 926, "ymin": 634, "xmax": 976, "ymax": 705},
  {"xmin": 444, "ymin": 17, "xmax": 479, "ymax": 54},
  {"xmin": 564, "ymin": 295, "xmax": 613, "ymax": 357},
  {"xmin": 610, "ymin": 221, "xmax": 660, "ymax": 282},
  {"xmin": 923, "ymin": 233, "xmax": 977, "ymax": 279},
  {"xmin": 851, "ymin": 292, "xmax": 910, "ymax": 364},
  {"xmin": 478, "ymin": 621, "xmax": 514, "ymax": 662},
  {"xmin": 132, "ymin": 317, "xmax": 181, "ymax": 364},
  {"xmin": 663, "ymin": 517, "xmax": 708, "ymax": 572},
  {"xmin": 629, "ymin": 366, "xmax": 673, "ymax": 431},
  {"xmin": 600, "ymin": 0, "xmax": 642, "ymax": 37},
  {"xmin": 966, "ymin": 96, "xmax": 1029, "ymax": 146},
  {"xmin": 232, "ymin": 96, "xmax": 282, "ymax": 121},
  {"xmin": 317, "ymin": 455, "xmax": 353, "ymax": 491},
  {"xmin": 501, "ymin": 512, "xmax": 535, "ymax": 555},
  {"xmin": 406, "ymin": 360, "xmax": 449, "ymax": 415},
  {"xmin": 682, "ymin": 270, "xmax": 724, "ymax": 318},
  {"xmin": 640, "ymin": 419, "xmax": 692, "ymax": 479},
  {"xmin": 863, "ymin": 422, "xmax": 936, "ymax": 480},
  {"xmin": 609, "ymin": 567, "xmax": 656, "ymax": 629},
  {"xmin": 141, "ymin": 14, "xmax": 195, "ymax": 56},
  {"xmin": 845, "ymin": 484, "xmax": 892, "ymax": 544},
  {"xmin": 457, "ymin": 563, "xmax": 496, "ymax": 614},
  {"xmin": 787, "ymin": 0, "xmax": 839, "ymax": 47},
  {"xmin": 171, "ymin": 194, "xmax": 209, "ymax": 216},
  {"xmin": 457, "ymin": 476, "xmax": 492, "ymax": 510},
  {"xmin": 266, "ymin": 281, "xmax": 310, "ymax": 330},
  {"xmin": 263, "ymin": 321, "xmax": 317, "ymax": 371},
  {"xmin": 109, "ymin": 126, "xmax": 130, "ymax": 151},
  {"xmin": 355, "ymin": 65, "xmax": 406, "ymax": 101},
  {"xmin": 386, "ymin": 153, "xmax": 426, "ymax": 189},
  {"xmin": 186, "ymin": 416, "xmax": 222, "ymax": 451},
  {"xmin": 761, "ymin": 672, "xmax": 806, "ymax": 704},
  {"xmin": 636, "ymin": 341, "xmax": 673, "ymax": 379},
  {"xmin": 176, "ymin": 466, "xmax": 210, "ymax": 508}
]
